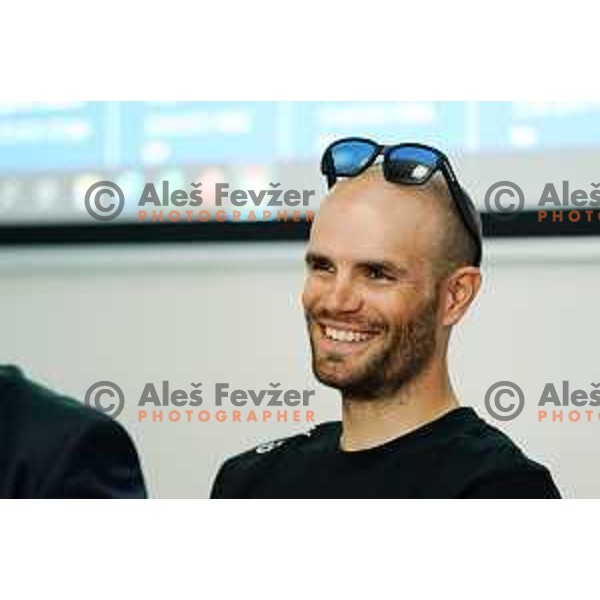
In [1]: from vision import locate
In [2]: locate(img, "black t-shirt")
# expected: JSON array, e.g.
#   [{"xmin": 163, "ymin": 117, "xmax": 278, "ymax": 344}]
[{"xmin": 211, "ymin": 407, "xmax": 561, "ymax": 498}]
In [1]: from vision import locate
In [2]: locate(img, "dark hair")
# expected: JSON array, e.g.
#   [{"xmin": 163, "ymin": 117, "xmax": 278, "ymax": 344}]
[{"xmin": 423, "ymin": 173, "xmax": 482, "ymax": 280}]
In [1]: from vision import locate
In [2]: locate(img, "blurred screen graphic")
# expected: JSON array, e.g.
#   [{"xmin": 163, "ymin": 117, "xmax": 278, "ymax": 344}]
[{"xmin": 1, "ymin": 101, "xmax": 600, "ymax": 227}]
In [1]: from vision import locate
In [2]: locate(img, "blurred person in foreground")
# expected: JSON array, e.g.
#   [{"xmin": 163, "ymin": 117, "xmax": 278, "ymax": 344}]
[
  {"xmin": 0, "ymin": 365, "xmax": 147, "ymax": 498},
  {"xmin": 211, "ymin": 139, "xmax": 560, "ymax": 499}
]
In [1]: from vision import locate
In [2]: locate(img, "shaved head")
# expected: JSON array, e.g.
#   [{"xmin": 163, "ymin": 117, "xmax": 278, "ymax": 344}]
[
  {"xmin": 318, "ymin": 165, "xmax": 480, "ymax": 285},
  {"xmin": 302, "ymin": 165, "xmax": 482, "ymax": 399}
]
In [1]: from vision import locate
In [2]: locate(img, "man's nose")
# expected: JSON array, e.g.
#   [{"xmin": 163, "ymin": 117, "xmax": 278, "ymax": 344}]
[{"xmin": 322, "ymin": 275, "xmax": 362, "ymax": 313}]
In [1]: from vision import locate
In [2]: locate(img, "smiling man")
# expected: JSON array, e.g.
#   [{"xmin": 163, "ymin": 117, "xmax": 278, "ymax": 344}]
[{"xmin": 211, "ymin": 142, "xmax": 560, "ymax": 499}]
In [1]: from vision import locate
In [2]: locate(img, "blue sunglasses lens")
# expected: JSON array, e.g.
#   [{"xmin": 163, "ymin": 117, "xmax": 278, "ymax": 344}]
[
  {"xmin": 386, "ymin": 146, "xmax": 439, "ymax": 183},
  {"xmin": 330, "ymin": 140, "xmax": 378, "ymax": 176}
]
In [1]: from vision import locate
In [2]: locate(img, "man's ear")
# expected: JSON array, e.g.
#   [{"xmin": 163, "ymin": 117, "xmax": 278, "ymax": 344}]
[{"xmin": 440, "ymin": 266, "xmax": 482, "ymax": 327}]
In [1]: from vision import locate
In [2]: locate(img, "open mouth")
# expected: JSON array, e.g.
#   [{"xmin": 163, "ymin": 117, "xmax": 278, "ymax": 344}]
[{"xmin": 318, "ymin": 322, "xmax": 382, "ymax": 345}]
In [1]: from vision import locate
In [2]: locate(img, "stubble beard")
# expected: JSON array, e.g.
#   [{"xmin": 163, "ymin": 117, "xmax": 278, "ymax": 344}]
[{"xmin": 308, "ymin": 295, "xmax": 440, "ymax": 401}]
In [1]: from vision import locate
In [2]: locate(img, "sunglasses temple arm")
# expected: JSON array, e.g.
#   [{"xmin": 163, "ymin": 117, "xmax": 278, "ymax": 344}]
[{"xmin": 440, "ymin": 162, "xmax": 482, "ymax": 262}]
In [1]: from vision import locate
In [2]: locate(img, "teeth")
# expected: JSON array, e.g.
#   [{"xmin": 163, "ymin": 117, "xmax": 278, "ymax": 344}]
[{"xmin": 324, "ymin": 326, "xmax": 375, "ymax": 343}]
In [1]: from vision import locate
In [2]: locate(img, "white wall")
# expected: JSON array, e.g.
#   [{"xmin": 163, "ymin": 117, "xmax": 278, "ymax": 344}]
[{"xmin": 0, "ymin": 238, "xmax": 598, "ymax": 498}]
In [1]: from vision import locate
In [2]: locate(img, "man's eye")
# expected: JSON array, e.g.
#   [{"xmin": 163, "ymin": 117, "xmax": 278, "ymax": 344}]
[
  {"xmin": 309, "ymin": 261, "xmax": 334, "ymax": 273},
  {"xmin": 366, "ymin": 267, "xmax": 393, "ymax": 281}
]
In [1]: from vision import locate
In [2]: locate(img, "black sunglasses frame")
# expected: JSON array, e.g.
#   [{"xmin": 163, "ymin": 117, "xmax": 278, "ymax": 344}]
[{"xmin": 320, "ymin": 137, "xmax": 482, "ymax": 267}]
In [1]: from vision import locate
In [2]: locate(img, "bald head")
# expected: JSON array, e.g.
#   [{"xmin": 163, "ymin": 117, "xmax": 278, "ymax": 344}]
[
  {"xmin": 314, "ymin": 166, "xmax": 479, "ymax": 283},
  {"xmin": 303, "ymin": 166, "xmax": 483, "ymax": 399}
]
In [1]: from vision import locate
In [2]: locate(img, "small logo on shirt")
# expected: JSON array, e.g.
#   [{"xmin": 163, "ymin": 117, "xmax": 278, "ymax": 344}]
[{"xmin": 255, "ymin": 440, "xmax": 286, "ymax": 454}]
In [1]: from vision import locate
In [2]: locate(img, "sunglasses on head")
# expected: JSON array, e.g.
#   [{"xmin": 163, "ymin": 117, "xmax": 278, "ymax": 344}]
[{"xmin": 320, "ymin": 137, "xmax": 482, "ymax": 267}]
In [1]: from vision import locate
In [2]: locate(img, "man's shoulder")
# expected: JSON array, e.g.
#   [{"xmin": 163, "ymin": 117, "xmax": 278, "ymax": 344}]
[
  {"xmin": 0, "ymin": 364, "xmax": 116, "ymax": 441},
  {"xmin": 0, "ymin": 364, "xmax": 146, "ymax": 498},
  {"xmin": 448, "ymin": 408, "xmax": 560, "ymax": 497},
  {"xmin": 211, "ymin": 421, "xmax": 339, "ymax": 497},
  {"xmin": 224, "ymin": 421, "xmax": 338, "ymax": 469},
  {"xmin": 453, "ymin": 409, "xmax": 544, "ymax": 468}
]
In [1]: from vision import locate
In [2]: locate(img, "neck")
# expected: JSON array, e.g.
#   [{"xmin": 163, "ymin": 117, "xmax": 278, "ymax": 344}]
[{"xmin": 339, "ymin": 355, "xmax": 459, "ymax": 451}]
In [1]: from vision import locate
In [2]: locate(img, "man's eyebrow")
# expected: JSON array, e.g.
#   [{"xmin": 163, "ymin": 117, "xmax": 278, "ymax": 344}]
[
  {"xmin": 304, "ymin": 251, "xmax": 330, "ymax": 265},
  {"xmin": 305, "ymin": 253, "xmax": 408, "ymax": 276},
  {"xmin": 356, "ymin": 259, "xmax": 408, "ymax": 276}
]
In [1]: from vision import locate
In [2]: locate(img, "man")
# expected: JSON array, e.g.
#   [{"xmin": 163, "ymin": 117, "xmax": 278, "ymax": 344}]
[
  {"xmin": 211, "ymin": 140, "xmax": 560, "ymax": 499},
  {"xmin": 0, "ymin": 365, "xmax": 147, "ymax": 498}
]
